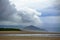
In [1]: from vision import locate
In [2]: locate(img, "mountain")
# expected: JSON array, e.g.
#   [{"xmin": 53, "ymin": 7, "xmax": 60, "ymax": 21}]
[{"xmin": 23, "ymin": 25, "xmax": 46, "ymax": 32}]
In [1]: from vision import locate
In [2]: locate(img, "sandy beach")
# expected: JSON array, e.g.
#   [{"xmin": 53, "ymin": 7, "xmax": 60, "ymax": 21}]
[
  {"xmin": 0, "ymin": 36, "xmax": 60, "ymax": 40},
  {"xmin": 0, "ymin": 31, "xmax": 60, "ymax": 40}
]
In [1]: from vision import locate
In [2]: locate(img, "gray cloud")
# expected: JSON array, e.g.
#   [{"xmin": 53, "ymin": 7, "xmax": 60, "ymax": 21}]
[
  {"xmin": 0, "ymin": 0, "xmax": 42, "ymax": 26},
  {"xmin": 0, "ymin": 0, "xmax": 16, "ymax": 21},
  {"xmin": 8, "ymin": 7, "xmax": 42, "ymax": 26}
]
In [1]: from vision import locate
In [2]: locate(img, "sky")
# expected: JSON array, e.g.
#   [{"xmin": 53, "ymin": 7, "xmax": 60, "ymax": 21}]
[
  {"xmin": 9, "ymin": 0, "xmax": 60, "ymax": 16},
  {"xmin": 0, "ymin": 0, "xmax": 60, "ymax": 27}
]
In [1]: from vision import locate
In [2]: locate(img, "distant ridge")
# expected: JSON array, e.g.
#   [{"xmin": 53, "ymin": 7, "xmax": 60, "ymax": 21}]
[{"xmin": 23, "ymin": 25, "xmax": 46, "ymax": 31}]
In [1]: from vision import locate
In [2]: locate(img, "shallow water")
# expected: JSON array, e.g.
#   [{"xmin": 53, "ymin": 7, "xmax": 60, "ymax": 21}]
[{"xmin": 0, "ymin": 34, "xmax": 60, "ymax": 37}]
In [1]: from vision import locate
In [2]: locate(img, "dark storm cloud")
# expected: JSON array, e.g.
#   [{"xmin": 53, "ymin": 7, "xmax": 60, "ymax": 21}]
[{"xmin": 0, "ymin": 0, "xmax": 16, "ymax": 21}]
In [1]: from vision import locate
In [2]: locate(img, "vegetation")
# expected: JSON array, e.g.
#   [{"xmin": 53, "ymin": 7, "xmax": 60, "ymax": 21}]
[{"xmin": 0, "ymin": 28, "xmax": 21, "ymax": 31}]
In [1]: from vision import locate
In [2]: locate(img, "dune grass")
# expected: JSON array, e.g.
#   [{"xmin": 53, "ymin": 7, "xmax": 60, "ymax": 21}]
[{"xmin": 0, "ymin": 28, "xmax": 21, "ymax": 31}]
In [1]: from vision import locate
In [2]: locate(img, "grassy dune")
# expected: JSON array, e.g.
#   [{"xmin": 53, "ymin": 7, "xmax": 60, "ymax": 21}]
[{"xmin": 0, "ymin": 28, "xmax": 21, "ymax": 31}]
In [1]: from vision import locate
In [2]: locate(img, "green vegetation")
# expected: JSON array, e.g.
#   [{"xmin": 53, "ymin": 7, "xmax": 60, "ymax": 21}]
[{"xmin": 0, "ymin": 28, "xmax": 21, "ymax": 31}]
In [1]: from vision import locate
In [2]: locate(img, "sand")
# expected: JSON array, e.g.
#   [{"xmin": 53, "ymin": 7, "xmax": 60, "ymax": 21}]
[{"xmin": 0, "ymin": 36, "xmax": 60, "ymax": 40}]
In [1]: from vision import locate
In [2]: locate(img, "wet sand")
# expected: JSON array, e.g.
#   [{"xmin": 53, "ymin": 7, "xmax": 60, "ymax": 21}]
[{"xmin": 0, "ymin": 36, "xmax": 60, "ymax": 40}]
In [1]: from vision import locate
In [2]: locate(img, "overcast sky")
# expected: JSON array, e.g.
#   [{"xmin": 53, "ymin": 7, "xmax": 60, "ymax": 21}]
[{"xmin": 0, "ymin": 0, "xmax": 60, "ymax": 26}]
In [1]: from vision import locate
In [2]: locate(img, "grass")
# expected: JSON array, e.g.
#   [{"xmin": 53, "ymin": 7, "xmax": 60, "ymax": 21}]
[{"xmin": 0, "ymin": 28, "xmax": 21, "ymax": 31}]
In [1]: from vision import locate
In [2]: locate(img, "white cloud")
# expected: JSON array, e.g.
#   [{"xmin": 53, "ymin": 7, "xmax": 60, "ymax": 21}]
[
  {"xmin": 41, "ymin": 16, "xmax": 60, "ymax": 23},
  {"xmin": 9, "ymin": 0, "xmax": 57, "ymax": 10}
]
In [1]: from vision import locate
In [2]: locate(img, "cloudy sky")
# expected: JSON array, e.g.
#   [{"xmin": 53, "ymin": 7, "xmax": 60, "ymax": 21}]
[{"xmin": 0, "ymin": 0, "xmax": 60, "ymax": 27}]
